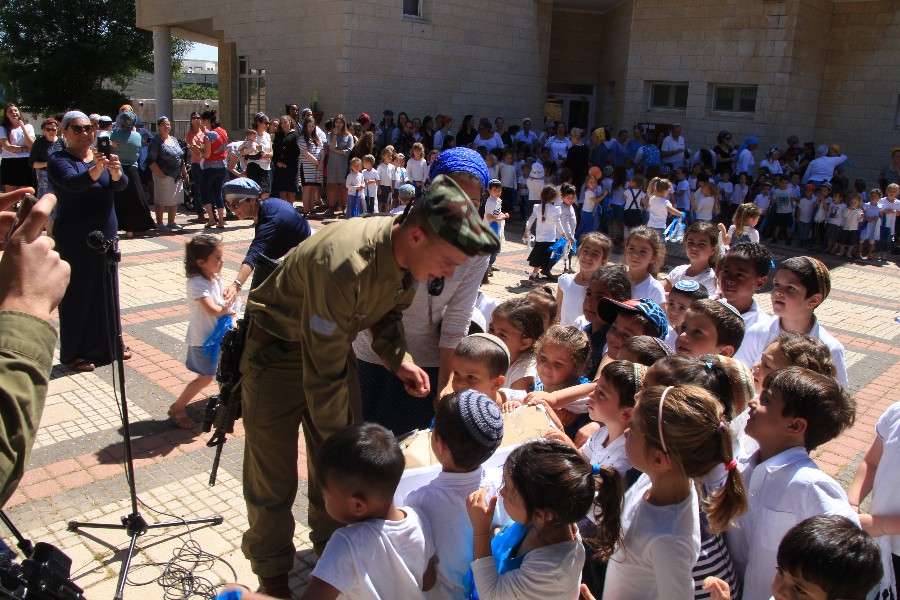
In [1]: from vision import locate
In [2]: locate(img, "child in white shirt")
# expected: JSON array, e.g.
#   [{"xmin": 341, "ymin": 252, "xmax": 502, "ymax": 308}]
[
  {"xmin": 825, "ymin": 190, "xmax": 848, "ymax": 254},
  {"xmin": 306, "ymin": 423, "xmax": 436, "ymax": 600},
  {"xmin": 725, "ymin": 367, "xmax": 858, "ymax": 600},
  {"xmin": 624, "ymin": 226, "xmax": 667, "ymax": 307},
  {"xmin": 405, "ymin": 390, "xmax": 505, "ymax": 600},
  {"xmin": 878, "ymin": 183, "xmax": 900, "ymax": 259},
  {"xmin": 361, "ymin": 154, "xmax": 379, "ymax": 215},
  {"xmin": 795, "ymin": 182, "xmax": 819, "ymax": 248},
  {"xmin": 839, "ymin": 193, "xmax": 863, "ymax": 258},
  {"xmin": 345, "ymin": 157, "xmax": 366, "ymax": 217},
  {"xmin": 407, "ymin": 143, "xmax": 428, "ymax": 197},
  {"xmin": 377, "ymin": 147, "xmax": 395, "ymax": 213},
  {"xmin": 524, "ymin": 183, "xmax": 571, "ymax": 281},
  {"xmin": 813, "ymin": 183, "xmax": 833, "ymax": 250},
  {"xmin": 716, "ymin": 171, "xmax": 734, "ymax": 207},
  {"xmin": 644, "ymin": 177, "xmax": 682, "ymax": 236},
  {"xmin": 393, "ymin": 153, "xmax": 407, "ymax": 208},
  {"xmin": 525, "ymin": 161, "xmax": 545, "ymax": 218}
]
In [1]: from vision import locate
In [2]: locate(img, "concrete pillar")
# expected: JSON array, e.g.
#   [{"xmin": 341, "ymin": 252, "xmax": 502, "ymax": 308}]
[{"xmin": 153, "ymin": 26, "xmax": 173, "ymax": 120}]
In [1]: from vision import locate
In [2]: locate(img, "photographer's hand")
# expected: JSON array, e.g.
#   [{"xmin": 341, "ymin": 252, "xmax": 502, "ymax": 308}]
[{"xmin": 0, "ymin": 193, "xmax": 70, "ymax": 322}]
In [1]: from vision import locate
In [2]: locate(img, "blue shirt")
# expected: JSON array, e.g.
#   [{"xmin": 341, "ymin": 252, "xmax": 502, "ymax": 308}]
[{"xmin": 243, "ymin": 199, "xmax": 312, "ymax": 269}]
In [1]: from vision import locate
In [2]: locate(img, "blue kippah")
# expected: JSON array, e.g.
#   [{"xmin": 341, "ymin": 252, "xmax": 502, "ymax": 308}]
[
  {"xmin": 673, "ymin": 279, "xmax": 701, "ymax": 293},
  {"xmin": 457, "ymin": 389, "xmax": 504, "ymax": 449},
  {"xmin": 429, "ymin": 147, "xmax": 490, "ymax": 190}
]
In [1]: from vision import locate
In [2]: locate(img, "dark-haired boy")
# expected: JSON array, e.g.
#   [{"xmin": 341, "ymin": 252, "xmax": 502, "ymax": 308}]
[
  {"xmin": 304, "ymin": 422, "xmax": 436, "ymax": 600},
  {"xmin": 597, "ymin": 297, "xmax": 669, "ymax": 366},
  {"xmin": 665, "ymin": 279, "xmax": 709, "ymax": 348},
  {"xmin": 449, "ymin": 333, "xmax": 522, "ymax": 410},
  {"xmin": 674, "ymin": 298, "xmax": 745, "ymax": 358},
  {"xmin": 715, "ymin": 242, "xmax": 772, "ymax": 330},
  {"xmin": 577, "ymin": 264, "xmax": 633, "ymax": 379},
  {"xmin": 405, "ymin": 390, "xmax": 504, "ymax": 599},
  {"xmin": 725, "ymin": 367, "xmax": 858, "ymax": 600}
]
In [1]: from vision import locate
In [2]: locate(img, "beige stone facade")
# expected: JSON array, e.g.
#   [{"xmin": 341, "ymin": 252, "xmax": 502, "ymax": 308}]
[{"xmin": 136, "ymin": 0, "xmax": 899, "ymax": 183}]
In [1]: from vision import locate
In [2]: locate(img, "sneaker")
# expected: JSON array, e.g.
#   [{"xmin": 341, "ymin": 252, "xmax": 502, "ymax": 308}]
[
  {"xmin": 167, "ymin": 223, "xmax": 183, "ymax": 231},
  {"xmin": 155, "ymin": 223, "xmax": 170, "ymax": 232}
]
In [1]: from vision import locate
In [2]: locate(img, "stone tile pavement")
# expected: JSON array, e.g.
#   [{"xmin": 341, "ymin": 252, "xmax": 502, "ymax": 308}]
[{"xmin": 2, "ymin": 209, "xmax": 898, "ymax": 598}]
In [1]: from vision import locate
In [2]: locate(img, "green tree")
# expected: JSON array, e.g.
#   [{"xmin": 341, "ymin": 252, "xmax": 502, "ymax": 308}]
[
  {"xmin": 0, "ymin": 0, "xmax": 190, "ymax": 114},
  {"xmin": 174, "ymin": 83, "xmax": 218, "ymax": 101}
]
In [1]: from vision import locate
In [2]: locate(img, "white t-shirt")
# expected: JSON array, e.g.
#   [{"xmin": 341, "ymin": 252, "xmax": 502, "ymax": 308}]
[
  {"xmin": 185, "ymin": 275, "xmax": 230, "ymax": 346},
  {"xmin": 513, "ymin": 130, "xmax": 538, "ymax": 147},
  {"xmin": 797, "ymin": 196, "xmax": 818, "ymax": 223},
  {"xmin": 525, "ymin": 203, "xmax": 565, "ymax": 243},
  {"xmin": 526, "ymin": 176, "xmax": 544, "ymax": 202},
  {"xmin": 604, "ymin": 475, "xmax": 700, "ymax": 600},
  {"xmin": 814, "ymin": 196, "xmax": 831, "ymax": 222},
  {"xmin": 557, "ymin": 273, "xmax": 586, "ymax": 326},
  {"xmin": 345, "ymin": 171, "xmax": 365, "ymax": 196},
  {"xmin": 474, "ymin": 132, "xmax": 504, "ymax": 152},
  {"xmin": 716, "ymin": 181, "xmax": 734, "ymax": 204},
  {"xmin": 843, "ymin": 207, "xmax": 863, "ymax": 231},
  {"xmin": 407, "ymin": 157, "xmax": 427, "ymax": 183},
  {"xmin": 731, "ymin": 183, "xmax": 749, "ymax": 205},
  {"xmin": 405, "ymin": 468, "xmax": 503, "ymax": 600},
  {"xmin": 666, "ymin": 264, "xmax": 717, "ymax": 296},
  {"xmin": 759, "ymin": 158, "xmax": 782, "ymax": 175},
  {"xmin": 484, "ymin": 196, "xmax": 502, "ymax": 229},
  {"xmin": 773, "ymin": 188, "xmax": 794, "ymax": 214},
  {"xmin": 362, "ymin": 167, "xmax": 380, "ymax": 197},
  {"xmin": 582, "ymin": 189, "xmax": 597, "ymax": 213},
  {"xmin": 498, "ymin": 162, "xmax": 516, "ymax": 188},
  {"xmin": 673, "ymin": 180, "xmax": 691, "ymax": 210},
  {"xmin": 661, "ymin": 134, "xmax": 686, "ymax": 169},
  {"xmin": 646, "ymin": 195, "xmax": 673, "ymax": 229},
  {"xmin": 801, "ymin": 154, "xmax": 848, "ymax": 184},
  {"xmin": 879, "ymin": 198, "xmax": 900, "ymax": 231},
  {"xmin": 544, "ymin": 136, "xmax": 573, "ymax": 162},
  {"xmin": 754, "ymin": 193, "xmax": 771, "ymax": 215},
  {"xmin": 506, "ymin": 353, "xmax": 537, "ymax": 388},
  {"xmin": 872, "ymin": 402, "xmax": 900, "ymax": 599},
  {"xmin": 377, "ymin": 163, "xmax": 395, "ymax": 188},
  {"xmin": 311, "ymin": 507, "xmax": 434, "ymax": 600},
  {"xmin": 0, "ymin": 124, "xmax": 35, "ymax": 158},
  {"xmin": 631, "ymin": 274, "xmax": 666, "ymax": 308},
  {"xmin": 583, "ymin": 427, "xmax": 631, "ymax": 475},
  {"xmin": 694, "ymin": 195, "xmax": 716, "ymax": 221},
  {"xmin": 826, "ymin": 202, "xmax": 848, "ymax": 226}
]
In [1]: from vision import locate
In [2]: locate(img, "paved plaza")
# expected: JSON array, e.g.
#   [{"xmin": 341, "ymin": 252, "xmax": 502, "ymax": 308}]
[{"xmin": 3, "ymin": 210, "xmax": 899, "ymax": 598}]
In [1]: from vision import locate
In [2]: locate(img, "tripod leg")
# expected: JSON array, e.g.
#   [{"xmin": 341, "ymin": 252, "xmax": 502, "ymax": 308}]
[{"xmin": 114, "ymin": 530, "xmax": 140, "ymax": 600}]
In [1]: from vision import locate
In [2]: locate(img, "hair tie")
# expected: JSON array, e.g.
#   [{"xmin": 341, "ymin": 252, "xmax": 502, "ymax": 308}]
[
  {"xmin": 718, "ymin": 422, "xmax": 726, "ymax": 430},
  {"xmin": 658, "ymin": 386, "xmax": 674, "ymax": 454},
  {"xmin": 591, "ymin": 464, "xmax": 601, "ymax": 476},
  {"xmin": 724, "ymin": 458, "xmax": 738, "ymax": 471},
  {"xmin": 705, "ymin": 360, "xmax": 714, "ymax": 371}
]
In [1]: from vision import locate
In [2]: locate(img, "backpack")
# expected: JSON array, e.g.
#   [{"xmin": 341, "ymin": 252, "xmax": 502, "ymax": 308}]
[{"xmin": 624, "ymin": 189, "xmax": 644, "ymax": 227}]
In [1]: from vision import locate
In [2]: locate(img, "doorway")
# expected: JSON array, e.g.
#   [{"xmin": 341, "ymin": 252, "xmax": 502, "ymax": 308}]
[{"xmin": 545, "ymin": 83, "xmax": 595, "ymax": 131}]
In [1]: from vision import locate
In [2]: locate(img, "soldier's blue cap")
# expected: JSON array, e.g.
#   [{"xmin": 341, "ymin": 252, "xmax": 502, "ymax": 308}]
[{"xmin": 223, "ymin": 177, "xmax": 262, "ymax": 199}]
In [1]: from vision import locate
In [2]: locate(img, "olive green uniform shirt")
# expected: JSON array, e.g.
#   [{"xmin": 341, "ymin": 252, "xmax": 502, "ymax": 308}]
[
  {"xmin": 0, "ymin": 311, "xmax": 56, "ymax": 507},
  {"xmin": 246, "ymin": 215, "xmax": 415, "ymax": 412}
]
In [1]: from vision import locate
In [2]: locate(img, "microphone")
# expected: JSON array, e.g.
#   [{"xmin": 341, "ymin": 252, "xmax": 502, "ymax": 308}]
[{"xmin": 87, "ymin": 230, "xmax": 116, "ymax": 252}]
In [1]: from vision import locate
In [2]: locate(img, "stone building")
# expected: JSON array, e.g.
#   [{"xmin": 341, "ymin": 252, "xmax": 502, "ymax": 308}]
[{"xmin": 136, "ymin": 0, "xmax": 900, "ymax": 183}]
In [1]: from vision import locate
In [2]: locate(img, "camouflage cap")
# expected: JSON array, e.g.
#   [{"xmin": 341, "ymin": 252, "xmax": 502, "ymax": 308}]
[{"xmin": 413, "ymin": 174, "xmax": 501, "ymax": 256}]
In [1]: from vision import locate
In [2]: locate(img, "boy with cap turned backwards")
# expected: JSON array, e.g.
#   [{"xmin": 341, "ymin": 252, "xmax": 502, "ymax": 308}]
[
  {"xmin": 405, "ymin": 389, "xmax": 505, "ymax": 600},
  {"xmin": 240, "ymin": 174, "xmax": 500, "ymax": 597}
]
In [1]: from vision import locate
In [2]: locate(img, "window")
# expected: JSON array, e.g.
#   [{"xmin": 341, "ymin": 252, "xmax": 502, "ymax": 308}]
[
  {"xmin": 403, "ymin": 0, "xmax": 422, "ymax": 17},
  {"xmin": 712, "ymin": 85, "xmax": 757, "ymax": 114},
  {"xmin": 649, "ymin": 82, "xmax": 688, "ymax": 111},
  {"xmin": 238, "ymin": 56, "xmax": 266, "ymax": 130}
]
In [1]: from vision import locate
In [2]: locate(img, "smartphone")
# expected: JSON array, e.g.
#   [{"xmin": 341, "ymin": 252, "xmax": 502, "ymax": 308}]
[
  {"xmin": 4, "ymin": 193, "xmax": 37, "ymax": 243},
  {"xmin": 97, "ymin": 136, "xmax": 112, "ymax": 159}
]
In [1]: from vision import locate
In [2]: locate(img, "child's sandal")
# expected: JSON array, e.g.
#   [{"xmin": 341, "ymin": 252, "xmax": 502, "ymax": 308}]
[{"xmin": 167, "ymin": 406, "xmax": 197, "ymax": 429}]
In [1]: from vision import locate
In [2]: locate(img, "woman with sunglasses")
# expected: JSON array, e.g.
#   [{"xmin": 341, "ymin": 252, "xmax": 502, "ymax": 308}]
[
  {"xmin": 244, "ymin": 113, "xmax": 273, "ymax": 201},
  {"xmin": 0, "ymin": 104, "xmax": 36, "ymax": 192},
  {"xmin": 47, "ymin": 111, "xmax": 128, "ymax": 372},
  {"xmin": 29, "ymin": 119, "xmax": 64, "ymax": 200},
  {"xmin": 714, "ymin": 130, "xmax": 736, "ymax": 177}
]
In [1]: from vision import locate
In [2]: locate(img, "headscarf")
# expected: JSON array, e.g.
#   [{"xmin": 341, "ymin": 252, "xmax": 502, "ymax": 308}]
[
  {"xmin": 428, "ymin": 146, "xmax": 489, "ymax": 189},
  {"xmin": 737, "ymin": 136, "xmax": 759, "ymax": 157},
  {"xmin": 61, "ymin": 111, "xmax": 89, "ymax": 131}
]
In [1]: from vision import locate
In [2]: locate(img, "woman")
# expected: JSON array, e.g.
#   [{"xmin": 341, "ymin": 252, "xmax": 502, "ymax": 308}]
[
  {"xmin": 352, "ymin": 146, "xmax": 491, "ymax": 435},
  {"xmin": 563, "ymin": 127, "xmax": 590, "ymax": 191},
  {"xmin": 627, "ymin": 125, "xmax": 645, "ymax": 161},
  {"xmin": 29, "ymin": 118, "xmax": 63, "ymax": 199},
  {"xmin": 110, "ymin": 110, "xmax": 154, "ymax": 236},
  {"xmin": 418, "ymin": 115, "xmax": 435, "ymax": 152},
  {"xmin": 735, "ymin": 136, "xmax": 759, "ymax": 177},
  {"xmin": 395, "ymin": 120, "xmax": 415, "ymax": 157},
  {"xmin": 185, "ymin": 112, "xmax": 205, "ymax": 222},
  {"xmin": 350, "ymin": 131, "xmax": 375, "ymax": 165},
  {"xmin": 456, "ymin": 114, "xmax": 477, "ymax": 148},
  {"xmin": 326, "ymin": 114, "xmax": 355, "ymax": 215},
  {"xmin": 433, "ymin": 115, "xmax": 453, "ymax": 151},
  {"xmin": 544, "ymin": 121, "xmax": 572, "ymax": 164},
  {"xmin": 714, "ymin": 130, "xmax": 736, "ymax": 176},
  {"xmin": 271, "ymin": 115, "xmax": 300, "ymax": 204},
  {"xmin": 298, "ymin": 116, "xmax": 326, "ymax": 214},
  {"xmin": 245, "ymin": 112, "xmax": 273, "ymax": 200},
  {"xmin": 475, "ymin": 117, "xmax": 504, "ymax": 153},
  {"xmin": 200, "ymin": 109, "xmax": 229, "ymax": 228},
  {"xmin": 0, "ymin": 104, "xmax": 36, "ymax": 191},
  {"xmin": 879, "ymin": 146, "xmax": 900, "ymax": 191},
  {"xmin": 147, "ymin": 116, "xmax": 189, "ymax": 231},
  {"xmin": 47, "ymin": 111, "xmax": 127, "ymax": 372}
]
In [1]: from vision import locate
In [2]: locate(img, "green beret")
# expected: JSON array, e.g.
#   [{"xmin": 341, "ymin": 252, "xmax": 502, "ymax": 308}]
[{"xmin": 413, "ymin": 174, "xmax": 501, "ymax": 256}]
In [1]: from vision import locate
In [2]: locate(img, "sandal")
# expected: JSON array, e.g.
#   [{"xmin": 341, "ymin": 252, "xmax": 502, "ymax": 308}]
[
  {"xmin": 167, "ymin": 406, "xmax": 197, "ymax": 429},
  {"xmin": 69, "ymin": 359, "xmax": 95, "ymax": 372}
]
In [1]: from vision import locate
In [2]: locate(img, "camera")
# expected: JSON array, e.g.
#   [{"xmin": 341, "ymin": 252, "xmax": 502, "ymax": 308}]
[{"xmin": 0, "ymin": 542, "xmax": 83, "ymax": 599}]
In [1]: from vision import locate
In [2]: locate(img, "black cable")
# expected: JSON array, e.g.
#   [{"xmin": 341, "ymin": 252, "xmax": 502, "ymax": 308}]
[{"xmin": 123, "ymin": 539, "xmax": 237, "ymax": 600}]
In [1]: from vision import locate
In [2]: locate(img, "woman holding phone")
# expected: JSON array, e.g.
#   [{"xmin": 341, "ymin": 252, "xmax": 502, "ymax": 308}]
[{"xmin": 47, "ymin": 111, "xmax": 129, "ymax": 372}]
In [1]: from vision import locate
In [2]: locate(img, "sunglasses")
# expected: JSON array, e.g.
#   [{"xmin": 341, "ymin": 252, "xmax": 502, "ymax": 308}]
[
  {"xmin": 68, "ymin": 125, "xmax": 93, "ymax": 134},
  {"xmin": 226, "ymin": 198, "xmax": 251, "ymax": 211},
  {"xmin": 43, "ymin": 126, "xmax": 58, "ymax": 131}
]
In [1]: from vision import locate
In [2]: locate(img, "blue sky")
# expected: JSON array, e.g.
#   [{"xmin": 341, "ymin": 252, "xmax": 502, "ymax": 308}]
[{"xmin": 185, "ymin": 43, "xmax": 218, "ymax": 62}]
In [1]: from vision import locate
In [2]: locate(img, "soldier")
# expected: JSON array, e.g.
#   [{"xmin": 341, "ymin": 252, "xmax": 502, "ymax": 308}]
[{"xmin": 239, "ymin": 174, "xmax": 501, "ymax": 598}]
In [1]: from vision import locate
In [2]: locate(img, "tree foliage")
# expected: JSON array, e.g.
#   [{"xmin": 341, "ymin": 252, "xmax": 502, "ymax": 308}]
[
  {"xmin": 0, "ymin": 0, "xmax": 190, "ymax": 114},
  {"xmin": 174, "ymin": 83, "xmax": 218, "ymax": 101}
]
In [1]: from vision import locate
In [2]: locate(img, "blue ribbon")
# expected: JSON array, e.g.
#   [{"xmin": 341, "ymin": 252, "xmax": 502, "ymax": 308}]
[
  {"xmin": 664, "ymin": 215, "xmax": 684, "ymax": 239},
  {"xmin": 591, "ymin": 464, "xmax": 601, "ymax": 476},
  {"xmin": 202, "ymin": 315, "xmax": 233, "ymax": 362}
]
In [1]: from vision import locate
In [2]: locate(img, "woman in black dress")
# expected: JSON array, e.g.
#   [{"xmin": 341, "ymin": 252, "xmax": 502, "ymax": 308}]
[
  {"xmin": 47, "ymin": 111, "xmax": 128, "ymax": 371},
  {"xmin": 271, "ymin": 114, "xmax": 300, "ymax": 204}
]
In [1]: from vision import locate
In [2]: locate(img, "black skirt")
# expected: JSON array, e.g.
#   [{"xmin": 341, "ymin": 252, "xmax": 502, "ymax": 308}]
[
  {"xmin": 0, "ymin": 156, "xmax": 35, "ymax": 187},
  {"xmin": 113, "ymin": 166, "xmax": 155, "ymax": 232},
  {"xmin": 527, "ymin": 241, "xmax": 553, "ymax": 268}
]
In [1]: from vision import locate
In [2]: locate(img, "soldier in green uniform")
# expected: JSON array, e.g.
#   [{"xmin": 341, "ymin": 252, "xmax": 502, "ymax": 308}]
[{"xmin": 239, "ymin": 175, "xmax": 500, "ymax": 597}]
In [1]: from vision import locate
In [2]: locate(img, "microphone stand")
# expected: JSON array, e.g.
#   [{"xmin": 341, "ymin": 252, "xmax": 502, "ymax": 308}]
[{"xmin": 67, "ymin": 233, "xmax": 223, "ymax": 600}]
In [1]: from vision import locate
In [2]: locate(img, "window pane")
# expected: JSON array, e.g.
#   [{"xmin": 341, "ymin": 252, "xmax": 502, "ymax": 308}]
[
  {"xmin": 403, "ymin": 0, "xmax": 420, "ymax": 16},
  {"xmin": 738, "ymin": 88, "xmax": 757, "ymax": 113},
  {"xmin": 673, "ymin": 85, "xmax": 688, "ymax": 109},
  {"xmin": 651, "ymin": 85, "xmax": 670, "ymax": 108},
  {"xmin": 714, "ymin": 87, "xmax": 735, "ymax": 112}
]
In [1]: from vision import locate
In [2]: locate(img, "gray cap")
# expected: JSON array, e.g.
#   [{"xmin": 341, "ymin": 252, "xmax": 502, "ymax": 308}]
[{"xmin": 457, "ymin": 389, "xmax": 504, "ymax": 449}]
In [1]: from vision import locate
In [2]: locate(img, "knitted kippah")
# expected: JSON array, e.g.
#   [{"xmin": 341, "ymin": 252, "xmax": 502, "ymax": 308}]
[
  {"xmin": 716, "ymin": 298, "xmax": 743, "ymax": 318},
  {"xmin": 456, "ymin": 389, "xmax": 504, "ymax": 449},
  {"xmin": 673, "ymin": 279, "xmax": 701, "ymax": 293}
]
